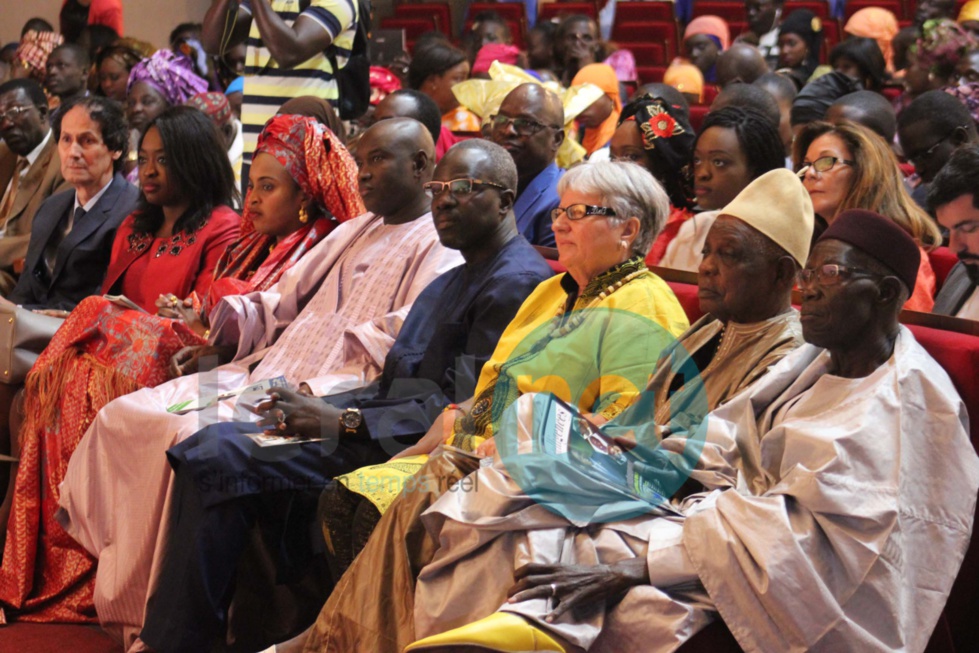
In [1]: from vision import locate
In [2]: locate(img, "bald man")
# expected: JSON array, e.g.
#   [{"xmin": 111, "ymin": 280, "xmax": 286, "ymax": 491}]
[
  {"xmin": 137, "ymin": 139, "xmax": 553, "ymax": 653},
  {"xmin": 57, "ymin": 117, "xmax": 465, "ymax": 648},
  {"xmin": 716, "ymin": 43, "xmax": 771, "ymax": 89},
  {"xmin": 489, "ymin": 83, "xmax": 566, "ymax": 247},
  {"xmin": 826, "ymin": 90, "xmax": 898, "ymax": 143}
]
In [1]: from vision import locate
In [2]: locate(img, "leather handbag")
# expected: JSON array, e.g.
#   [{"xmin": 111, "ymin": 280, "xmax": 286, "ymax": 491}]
[{"xmin": 0, "ymin": 302, "xmax": 64, "ymax": 385}]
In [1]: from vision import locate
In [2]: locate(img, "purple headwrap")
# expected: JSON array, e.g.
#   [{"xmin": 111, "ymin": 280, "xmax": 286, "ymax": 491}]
[{"xmin": 127, "ymin": 49, "xmax": 208, "ymax": 106}]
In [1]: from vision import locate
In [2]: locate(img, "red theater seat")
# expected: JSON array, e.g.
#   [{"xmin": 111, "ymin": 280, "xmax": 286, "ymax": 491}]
[
  {"xmin": 393, "ymin": 2, "xmax": 452, "ymax": 34},
  {"xmin": 784, "ymin": 0, "xmax": 831, "ymax": 19},
  {"xmin": 540, "ymin": 1, "xmax": 599, "ymax": 22},
  {"xmin": 612, "ymin": 21, "xmax": 679, "ymax": 60},
  {"xmin": 689, "ymin": 104, "xmax": 710, "ymax": 132},
  {"xmin": 692, "ymin": 1, "xmax": 747, "ymax": 22},
  {"xmin": 614, "ymin": 1, "xmax": 676, "ymax": 24},
  {"xmin": 637, "ymin": 65, "xmax": 667, "ymax": 84}
]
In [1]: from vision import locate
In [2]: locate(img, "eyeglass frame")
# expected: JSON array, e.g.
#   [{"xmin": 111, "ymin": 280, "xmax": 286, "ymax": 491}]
[
  {"xmin": 489, "ymin": 113, "xmax": 561, "ymax": 137},
  {"xmin": 797, "ymin": 263, "xmax": 881, "ymax": 287},
  {"xmin": 905, "ymin": 129, "xmax": 961, "ymax": 166},
  {"xmin": 796, "ymin": 155, "xmax": 856, "ymax": 179},
  {"xmin": 0, "ymin": 105, "xmax": 38, "ymax": 124},
  {"xmin": 550, "ymin": 204, "xmax": 618, "ymax": 222},
  {"xmin": 423, "ymin": 177, "xmax": 510, "ymax": 197}
]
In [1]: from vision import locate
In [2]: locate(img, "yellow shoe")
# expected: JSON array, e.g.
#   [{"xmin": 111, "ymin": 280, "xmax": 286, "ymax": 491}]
[{"xmin": 404, "ymin": 612, "xmax": 566, "ymax": 652}]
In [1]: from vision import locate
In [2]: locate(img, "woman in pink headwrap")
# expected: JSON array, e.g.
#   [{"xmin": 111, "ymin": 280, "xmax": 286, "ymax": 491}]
[
  {"xmin": 845, "ymin": 7, "xmax": 900, "ymax": 73},
  {"xmin": 683, "ymin": 15, "xmax": 730, "ymax": 83}
]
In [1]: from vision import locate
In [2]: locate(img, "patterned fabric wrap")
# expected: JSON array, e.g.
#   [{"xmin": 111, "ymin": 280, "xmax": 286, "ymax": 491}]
[
  {"xmin": 186, "ymin": 91, "xmax": 232, "ymax": 126},
  {"xmin": 945, "ymin": 80, "xmax": 979, "ymax": 125},
  {"xmin": 13, "ymin": 30, "xmax": 64, "ymax": 81},
  {"xmin": 207, "ymin": 216, "xmax": 334, "ymax": 307},
  {"xmin": 253, "ymin": 114, "xmax": 365, "ymax": 224},
  {"xmin": 0, "ymin": 297, "xmax": 202, "ymax": 623},
  {"xmin": 619, "ymin": 94, "xmax": 695, "ymax": 211},
  {"xmin": 126, "ymin": 49, "xmax": 208, "ymax": 106},
  {"xmin": 369, "ymin": 66, "xmax": 402, "ymax": 105},
  {"xmin": 914, "ymin": 19, "xmax": 977, "ymax": 77}
]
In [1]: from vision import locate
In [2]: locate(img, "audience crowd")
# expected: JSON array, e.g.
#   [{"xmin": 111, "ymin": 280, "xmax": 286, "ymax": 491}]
[{"xmin": 0, "ymin": 1, "xmax": 978, "ymax": 652}]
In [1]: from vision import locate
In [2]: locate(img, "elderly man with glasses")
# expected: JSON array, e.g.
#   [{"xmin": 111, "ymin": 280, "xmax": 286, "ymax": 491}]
[
  {"xmin": 0, "ymin": 78, "xmax": 71, "ymax": 294},
  {"xmin": 488, "ymin": 83, "xmax": 565, "ymax": 248}
]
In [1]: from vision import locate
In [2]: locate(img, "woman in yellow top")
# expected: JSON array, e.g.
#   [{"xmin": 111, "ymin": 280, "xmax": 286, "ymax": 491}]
[{"xmin": 294, "ymin": 160, "xmax": 690, "ymax": 653}]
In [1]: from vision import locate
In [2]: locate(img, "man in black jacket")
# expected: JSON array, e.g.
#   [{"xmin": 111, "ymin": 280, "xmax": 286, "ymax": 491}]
[{"xmin": 9, "ymin": 95, "xmax": 138, "ymax": 310}]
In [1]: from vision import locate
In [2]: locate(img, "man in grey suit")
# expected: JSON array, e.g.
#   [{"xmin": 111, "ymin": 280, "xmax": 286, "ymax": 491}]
[
  {"xmin": 9, "ymin": 95, "xmax": 139, "ymax": 311},
  {"xmin": 931, "ymin": 145, "xmax": 979, "ymax": 320},
  {"xmin": 0, "ymin": 78, "xmax": 71, "ymax": 294}
]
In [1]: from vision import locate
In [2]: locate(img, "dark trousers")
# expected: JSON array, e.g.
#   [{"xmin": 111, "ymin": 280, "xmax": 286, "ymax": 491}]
[{"xmin": 139, "ymin": 421, "xmax": 386, "ymax": 653}]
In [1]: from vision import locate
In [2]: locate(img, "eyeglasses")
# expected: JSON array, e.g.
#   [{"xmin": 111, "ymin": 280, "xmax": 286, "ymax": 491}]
[
  {"xmin": 551, "ymin": 204, "xmax": 617, "ymax": 221},
  {"xmin": 490, "ymin": 114, "xmax": 558, "ymax": 136},
  {"xmin": 0, "ymin": 105, "xmax": 36, "ymax": 123},
  {"xmin": 797, "ymin": 156, "xmax": 855, "ymax": 178},
  {"xmin": 797, "ymin": 264, "xmax": 879, "ymax": 286},
  {"xmin": 423, "ymin": 177, "xmax": 508, "ymax": 197},
  {"xmin": 905, "ymin": 130, "xmax": 958, "ymax": 165}
]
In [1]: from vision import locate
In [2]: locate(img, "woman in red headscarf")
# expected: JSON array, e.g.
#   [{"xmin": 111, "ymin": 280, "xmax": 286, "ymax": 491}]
[{"xmin": 0, "ymin": 113, "xmax": 363, "ymax": 623}]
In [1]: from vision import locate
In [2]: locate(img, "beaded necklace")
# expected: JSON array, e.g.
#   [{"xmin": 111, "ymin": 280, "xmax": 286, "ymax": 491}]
[{"xmin": 551, "ymin": 268, "xmax": 647, "ymax": 337}]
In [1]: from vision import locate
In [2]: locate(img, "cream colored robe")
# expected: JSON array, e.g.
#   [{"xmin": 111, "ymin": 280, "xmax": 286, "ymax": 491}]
[{"xmin": 415, "ymin": 327, "xmax": 979, "ymax": 653}]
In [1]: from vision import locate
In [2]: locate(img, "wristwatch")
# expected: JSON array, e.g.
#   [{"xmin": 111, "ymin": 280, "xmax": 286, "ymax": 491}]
[{"xmin": 339, "ymin": 407, "xmax": 363, "ymax": 435}]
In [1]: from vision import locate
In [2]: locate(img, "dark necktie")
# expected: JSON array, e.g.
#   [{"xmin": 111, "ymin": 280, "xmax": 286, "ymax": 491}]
[{"xmin": 43, "ymin": 205, "xmax": 84, "ymax": 278}]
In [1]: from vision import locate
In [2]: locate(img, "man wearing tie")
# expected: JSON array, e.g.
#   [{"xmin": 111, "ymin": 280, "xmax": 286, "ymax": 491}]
[
  {"xmin": 9, "ymin": 95, "xmax": 138, "ymax": 310},
  {"xmin": 0, "ymin": 79, "xmax": 71, "ymax": 294}
]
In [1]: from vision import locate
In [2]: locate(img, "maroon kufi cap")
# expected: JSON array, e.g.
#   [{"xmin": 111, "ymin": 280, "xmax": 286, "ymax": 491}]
[{"xmin": 817, "ymin": 209, "xmax": 920, "ymax": 292}]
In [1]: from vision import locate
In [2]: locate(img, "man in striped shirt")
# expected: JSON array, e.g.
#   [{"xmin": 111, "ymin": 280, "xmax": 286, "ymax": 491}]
[{"xmin": 202, "ymin": 0, "xmax": 358, "ymax": 183}]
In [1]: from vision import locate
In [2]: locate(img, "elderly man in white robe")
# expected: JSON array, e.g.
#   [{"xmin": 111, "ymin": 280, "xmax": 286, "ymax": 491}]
[
  {"xmin": 405, "ymin": 208, "xmax": 979, "ymax": 653},
  {"xmin": 55, "ymin": 118, "xmax": 463, "ymax": 648}
]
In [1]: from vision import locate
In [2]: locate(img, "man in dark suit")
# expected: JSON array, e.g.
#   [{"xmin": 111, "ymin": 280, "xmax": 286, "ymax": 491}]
[
  {"xmin": 9, "ymin": 95, "xmax": 138, "ymax": 310},
  {"xmin": 0, "ymin": 78, "xmax": 72, "ymax": 293},
  {"xmin": 931, "ymin": 145, "xmax": 979, "ymax": 319}
]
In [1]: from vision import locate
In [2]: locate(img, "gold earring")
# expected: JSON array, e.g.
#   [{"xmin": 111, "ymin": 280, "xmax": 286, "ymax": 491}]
[{"xmin": 299, "ymin": 205, "xmax": 309, "ymax": 224}]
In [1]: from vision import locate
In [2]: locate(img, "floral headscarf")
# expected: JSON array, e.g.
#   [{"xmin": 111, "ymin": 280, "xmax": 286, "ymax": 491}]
[
  {"xmin": 618, "ymin": 94, "xmax": 695, "ymax": 210},
  {"xmin": 913, "ymin": 19, "xmax": 977, "ymax": 79},
  {"xmin": 254, "ymin": 114, "xmax": 365, "ymax": 224},
  {"xmin": 127, "ymin": 49, "xmax": 208, "ymax": 107}
]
